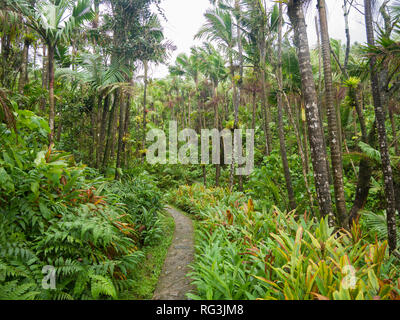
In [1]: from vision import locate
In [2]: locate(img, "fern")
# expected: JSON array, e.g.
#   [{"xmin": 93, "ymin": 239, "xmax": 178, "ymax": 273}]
[
  {"xmin": 0, "ymin": 281, "xmax": 39, "ymax": 300},
  {"xmin": 363, "ymin": 211, "xmax": 400, "ymax": 247},
  {"xmin": 90, "ymin": 274, "xmax": 117, "ymax": 300},
  {"xmin": 359, "ymin": 142, "xmax": 382, "ymax": 163}
]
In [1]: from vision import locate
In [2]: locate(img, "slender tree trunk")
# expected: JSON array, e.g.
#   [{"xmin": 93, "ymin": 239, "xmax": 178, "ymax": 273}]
[
  {"xmin": 343, "ymin": 0, "xmax": 351, "ymax": 70},
  {"xmin": 89, "ymin": 97, "xmax": 97, "ymax": 167},
  {"xmin": 18, "ymin": 38, "xmax": 29, "ymax": 93},
  {"xmin": 300, "ymin": 99, "xmax": 310, "ymax": 175},
  {"xmin": 364, "ymin": 0, "xmax": 397, "ymax": 254},
  {"xmin": 122, "ymin": 93, "xmax": 131, "ymax": 167},
  {"xmin": 348, "ymin": 122, "xmax": 377, "ymax": 225},
  {"xmin": 260, "ymin": 67, "xmax": 272, "ymax": 155},
  {"xmin": 115, "ymin": 91, "xmax": 127, "ymax": 180},
  {"xmin": 315, "ymin": 16, "xmax": 323, "ymax": 106},
  {"xmin": 142, "ymin": 60, "xmax": 148, "ymax": 160},
  {"xmin": 283, "ymin": 92, "xmax": 314, "ymax": 213},
  {"xmin": 277, "ymin": 3, "xmax": 296, "ymax": 210},
  {"xmin": 109, "ymin": 95, "xmax": 119, "ymax": 160},
  {"xmin": 229, "ymin": 0, "xmax": 244, "ymax": 190},
  {"xmin": 103, "ymin": 92, "xmax": 118, "ymax": 170},
  {"xmin": 287, "ymin": 1, "xmax": 334, "ymax": 224},
  {"xmin": 40, "ymin": 44, "xmax": 47, "ymax": 112},
  {"xmin": 97, "ymin": 95, "xmax": 109, "ymax": 168},
  {"xmin": 251, "ymin": 90, "xmax": 256, "ymax": 130},
  {"xmin": 48, "ymin": 44, "xmax": 55, "ymax": 145},
  {"xmin": 318, "ymin": 0, "xmax": 348, "ymax": 227},
  {"xmin": 56, "ymin": 121, "xmax": 62, "ymax": 142}
]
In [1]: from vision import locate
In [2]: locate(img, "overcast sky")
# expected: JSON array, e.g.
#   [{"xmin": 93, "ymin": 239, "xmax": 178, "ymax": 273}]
[{"xmin": 149, "ymin": 0, "xmax": 368, "ymax": 79}]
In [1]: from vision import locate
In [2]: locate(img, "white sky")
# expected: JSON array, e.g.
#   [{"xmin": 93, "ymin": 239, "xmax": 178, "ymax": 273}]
[{"xmin": 149, "ymin": 0, "xmax": 369, "ymax": 79}]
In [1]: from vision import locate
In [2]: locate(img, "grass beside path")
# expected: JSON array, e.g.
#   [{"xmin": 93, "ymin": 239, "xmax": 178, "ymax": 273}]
[{"xmin": 120, "ymin": 208, "xmax": 175, "ymax": 300}]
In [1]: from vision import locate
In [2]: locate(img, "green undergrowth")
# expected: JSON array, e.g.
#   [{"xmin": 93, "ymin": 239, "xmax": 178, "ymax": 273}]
[
  {"xmin": 121, "ymin": 209, "xmax": 175, "ymax": 300},
  {"xmin": 0, "ymin": 109, "xmax": 165, "ymax": 300},
  {"xmin": 169, "ymin": 184, "xmax": 400, "ymax": 300}
]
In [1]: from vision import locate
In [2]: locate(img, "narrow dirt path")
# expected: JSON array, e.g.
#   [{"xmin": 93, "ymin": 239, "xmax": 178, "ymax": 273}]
[{"xmin": 152, "ymin": 206, "xmax": 195, "ymax": 300}]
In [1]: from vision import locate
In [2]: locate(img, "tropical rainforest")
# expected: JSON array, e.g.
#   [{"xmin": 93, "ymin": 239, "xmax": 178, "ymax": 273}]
[{"xmin": 0, "ymin": 0, "xmax": 400, "ymax": 300}]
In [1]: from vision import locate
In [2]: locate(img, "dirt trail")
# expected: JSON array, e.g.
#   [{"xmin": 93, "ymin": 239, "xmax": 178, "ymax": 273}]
[{"xmin": 152, "ymin": 206, "xmax": 195, "ymax": 300}]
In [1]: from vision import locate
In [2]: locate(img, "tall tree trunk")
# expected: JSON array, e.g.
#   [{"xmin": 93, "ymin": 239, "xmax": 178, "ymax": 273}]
[
  {"xmin": 229, "ymin": 0, "xmax": 244, "ymax": 190},
  {"xmin": 109, "ymin": 95, "xmax": 119, "ymax": 160},
  {"xmin": 283, "ymin": 92, "xmax": 314, "ymax": 213},
  {"xmin": 348, "ymin": 122, "xmax": 377, "ymax": 225},
  {"xmin": 142, "ymin": 60, "xmax": 148, "ymax": 160},
  {"xmin": 315, "ymin": 16, "xmax": 323, "ymax": 106},
  {"xmin": 89, "ymin": 97, "xmax": 97, "ymax": 167},
  {"xmin": 97, "ymin": 95, "xmax": 109, "ymax": 168},
  {"xmin": 287, "ymin": 1, "xmax": 334, "ymax": 224},
  {"xmin": 364, "ymin": 0, "xmax": 397, "ymax": 254},
  {"xmin": 343, "ymin": 0, "xmax": 351, "ymax": 70},
  {"xmin": 277, "ymin": 3, "xmax": 296, "ymax": 210},
  {"xmin": 102, "ymin": 92, "xmax": 119, "ymax": 170},
  {"xmin": 318, "ymin": 0, "xmax": 348, "ymax": 227},
  {"xmin": 115, "ymin": 91, "xmax": 126, "ymax": 180},
  {"xmin": 122, "ymin": 92, "xmax": 131, "ymax": 167},
  {"xmin": 251, "ymin": 90, "xmax": 256, "ymax": 130},
  {"xmin": 260, "ymin": 67, "xmax": 272, "ymax": 155},
  {"xmin": 48, "ymin": 44, "xmax": 55, "ymax": 145},
  {"xmin": 40, "ymin": 44, "xmax": 47, "ymax": 112},
  {"xmin": 18, "ymin": 38, "xmax": 30, "ymax": 93}
]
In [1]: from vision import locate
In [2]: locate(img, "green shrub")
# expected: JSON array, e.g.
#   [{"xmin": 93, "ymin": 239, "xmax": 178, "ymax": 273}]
[{"xmin": 0, "ymin": 110, "xmax": 163, "ymax": 300}]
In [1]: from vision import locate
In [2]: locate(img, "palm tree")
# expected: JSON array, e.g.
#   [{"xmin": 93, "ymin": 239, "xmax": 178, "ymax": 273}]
[
  {"xmin": 276, "ymin": 2, "xmax": 296, "ymax": 211},
  {"xmin": 196, "ymin": 8, "xmax": 237, "ymax": 186},
  {"xmin": 56, "ymin": 52, "xmax": 129, "ymax": 168},
  {"xmin": 9, "ymin": 0, "xmax": 93, "ymax": 145},
  {"xmin": 169, "ymin": 50, "xmax": 202, "ymax": 128},
  {"xmin": 241, "ymin": 0, "xmax": 275, "ymax": 156},
  {"xmin": 286, "ymin": 0, "xmax": 334, "ymax": 224},
  {"xmin": 137, "ymin": 14, "xmax": 170, "ymax": 165},
  {"xmin": 317, "ymin": 0, "xmax": 348, "ymax": 227},
  {"xmin": 195, "ymin": 44, "xmax": 228, "ymax": 186},
  {"xmin": 364, "ymin": 0, "xmax": 397, "ymax": 255}
]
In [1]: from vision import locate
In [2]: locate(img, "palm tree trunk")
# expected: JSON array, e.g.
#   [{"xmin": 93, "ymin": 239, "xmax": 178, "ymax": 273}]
[
  {"xmin": 102, "ymin": 92, "xmax": 119, "ymax": 170},
  {"xmin": 318, "ymin": 0, "xmax": 348, "ymax": 227},
  {"xmin": 260, "ymin": 67, "xmax": 272, "ymax": 155},
  {"xmin": 287, "ymin": 1, "xmax": 334, "ymax": 224},
  {"xmin": 48, "ymin": 44, "xmax": 55, "ymax": 145},
  {"xmin": 18, "ymin": 38, "xmax": 29, "ymax": 93},
  {"xmin": 115, "ymin": 92, "xmax": 126, "ymax": 180},
  {"xmin": 348, "ymin": 122, "xmax": 377, "ymax": 225},
  {"xmin": 122, "ymin": 93, "xmax": 131, "ymax": 167},
  {"xmin": 109, "ymin": 96, "xmax": 119, "ymax": 160},
  {"xmin": 343, "ymin": 0, "xmax": 351, "ymax": 70},
  {"xmin": 142, "ymin": 60, "xmax": 148, "ymax": 160},
  {"xmin": 40, "ymin": 44, "xmax": 47, "ymax": 112},
  {"xmin": 89, "ymin": 98, "xmax": 97, "ymax": 167},
  {"xmin": 277, "ymin": 2, "xmax": 296, "ymax": 210},
  {"xmin": 364, "ymin": 0, "xmax": 397, "ymax": 254},
  {"xmin": 97, "ymin": 94, "xmax": 109, "ymax": 168}
]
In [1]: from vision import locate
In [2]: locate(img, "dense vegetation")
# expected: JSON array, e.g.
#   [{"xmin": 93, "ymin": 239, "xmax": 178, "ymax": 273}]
[
  {"xmin": 1, "ymin": 0, "xmax": 400, "ymax": 300},
  {"xmin": 169, "ymin": 184, "xmax": 400, "ymax": 299}
]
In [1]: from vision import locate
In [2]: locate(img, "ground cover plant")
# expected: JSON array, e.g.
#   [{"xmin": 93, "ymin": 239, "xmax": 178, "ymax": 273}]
[{"xmin": 169, "ymin": 184, "xmax": 400, "ymax": 300}]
